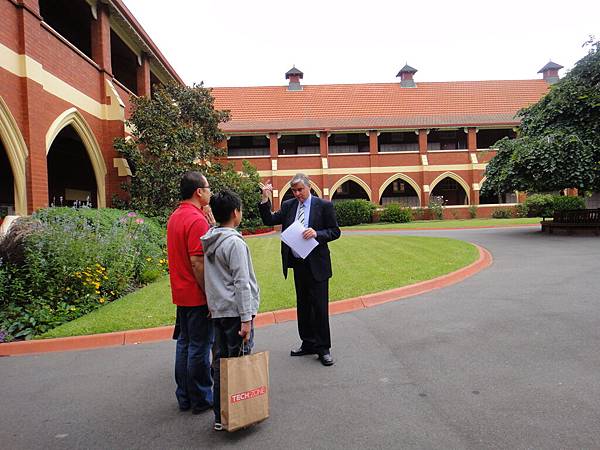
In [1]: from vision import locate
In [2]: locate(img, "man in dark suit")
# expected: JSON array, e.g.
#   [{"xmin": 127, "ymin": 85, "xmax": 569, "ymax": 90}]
[{"xmin": 259, "ymin": 173, "xmax": 341, "ymax": 366}]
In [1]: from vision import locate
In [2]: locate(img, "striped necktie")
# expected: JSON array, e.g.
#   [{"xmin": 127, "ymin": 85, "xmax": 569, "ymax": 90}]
[{"xmin": 297, "ymin": 202, "xmax": 305, "ymax": 226}]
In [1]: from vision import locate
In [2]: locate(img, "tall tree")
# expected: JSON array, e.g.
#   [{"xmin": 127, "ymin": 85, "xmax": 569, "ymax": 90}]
[
  {"xmin": 114, "ymin": 83, "xmax": 262, "ymax": 227},
  {"xmin": 482, "ymin": 39, "xmax": 600, "ymax": 196}
]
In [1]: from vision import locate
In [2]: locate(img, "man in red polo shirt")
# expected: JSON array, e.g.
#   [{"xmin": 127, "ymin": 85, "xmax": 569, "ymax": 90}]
[{"xmin": 167, "ymin": 171, "xmax": 214, "ymax": 414}]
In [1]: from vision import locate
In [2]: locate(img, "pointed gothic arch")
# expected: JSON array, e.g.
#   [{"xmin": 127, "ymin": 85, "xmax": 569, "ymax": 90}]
[
  {"xmin": 330, "ymin": 174, "xmax": 372, "ymax": 202},
  {"xmin": 378, "ymin": 173, "xmax": 421, "ymax": 205},
  {"xmin": 429, "ymin": 171, "xmax": 471, "ymax": 205},
  {"xmin": 45, "ymin": 108, "xmax": 107, "ymax": 207},
  {"xmin": 0, "ymin": 96, "xmax": 28, "ymax": 215}
]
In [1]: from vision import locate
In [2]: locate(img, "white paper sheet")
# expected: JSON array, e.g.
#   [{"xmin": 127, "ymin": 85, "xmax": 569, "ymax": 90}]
[{"xmin": 280, "ymin": 220, "xmax": 318, "ymax": 259}]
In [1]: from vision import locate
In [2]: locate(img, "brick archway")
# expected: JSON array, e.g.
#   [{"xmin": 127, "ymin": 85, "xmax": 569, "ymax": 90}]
[
  {"xmin": 0, "ymin": 96, "xmax": 28, "ymax": 215},
  {"xmin": 330, "ymin": 174, "xmax": 372, "ymax": 202},
  {"xmin": 430, "ymin": 172, "xmax": 471, "ymax": 205},
  {"xmin": 45, "ymin": 108, "xmax": 107, "ymax": 207},
  {"xmin": 378, "ymin": 173, "xmax": 421, "ymax": 205}
]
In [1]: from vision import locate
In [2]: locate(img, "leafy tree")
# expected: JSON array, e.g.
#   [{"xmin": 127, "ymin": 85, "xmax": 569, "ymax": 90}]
[
  {"xmin": 482, "ymin": 39, "xmax": 600, "ymax": 196},
  {"xmin": 208, "ymin": 160, "xmax": 263, "ymax": 230},
  {"xmin": 114, "ymin": 83, "xmax": 262, "ymax": 228}
]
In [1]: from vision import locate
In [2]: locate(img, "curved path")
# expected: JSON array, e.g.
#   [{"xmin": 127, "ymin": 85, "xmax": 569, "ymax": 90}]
[{"xmin": 1, "ymin": 227, "xmax": 600, "ymax": 449}]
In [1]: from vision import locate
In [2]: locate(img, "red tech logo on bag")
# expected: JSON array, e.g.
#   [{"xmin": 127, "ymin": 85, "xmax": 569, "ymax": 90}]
[{"xmin": 230, "ymin": 386, "xmax": 267, "ymax": 404}]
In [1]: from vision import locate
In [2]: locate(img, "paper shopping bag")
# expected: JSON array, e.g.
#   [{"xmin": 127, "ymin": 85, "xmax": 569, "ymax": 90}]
[{"xmin": 220, "ymin": 351, "xmax": 269, "ymax": 432}]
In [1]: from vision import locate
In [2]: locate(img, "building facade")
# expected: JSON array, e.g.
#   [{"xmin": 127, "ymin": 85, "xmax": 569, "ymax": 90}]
[
  {"xmin": 0, "ymin": 0, "xmax": 181, "ymax": 220},
  {"xmin": 212, "ymin": 65, "xmax": 559, "ymax": 218},
  {"xmin": 0, "ymin": 0, "xmax": 568, "ymax": 222}
]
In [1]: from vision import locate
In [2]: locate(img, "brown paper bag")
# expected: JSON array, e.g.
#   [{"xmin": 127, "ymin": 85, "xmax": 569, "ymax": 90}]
[{"xmin": 220, "ymin": 351, "xmax": 269, "ymax": 432}]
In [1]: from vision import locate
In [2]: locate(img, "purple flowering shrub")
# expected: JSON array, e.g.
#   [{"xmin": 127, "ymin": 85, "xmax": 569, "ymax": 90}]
[{"xmin": 0, "ymin": 208, "xmax": 167, "ymax": 341}]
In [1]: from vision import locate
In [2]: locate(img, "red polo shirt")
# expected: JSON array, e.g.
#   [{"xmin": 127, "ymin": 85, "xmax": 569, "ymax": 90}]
[{"xmin": 167, "ymin": 202, "xmax": 210, "ymax": 306}]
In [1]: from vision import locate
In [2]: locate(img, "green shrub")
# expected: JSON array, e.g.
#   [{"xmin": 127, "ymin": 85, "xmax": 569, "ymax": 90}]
[
  {"xmin": 468, "ymin": 205, "xmax": 478, "ymax": 219},
  {"xmin": 524, "ymin": 194, "xmax": 585, "ymax": 217},
  {"xmin": 514, "ymin": 203, "xmax": 528, "ymax": 218},
  {"xmin": 0, "ymin": 208, "xmax": 167, "ymax": 340},
  {"xmin": 380, "ymin": 204, "xmax": 413, "ymax": 223},
  {"xmin": 492, "ymin": 209, "xmax": 512, "ymax": 219},
  {"xmin": 523, "ymin": 194, "xmax": 554, "ymax": 217},
  {"xmin": 333, "ymin": 200, "xmax": 375, "ymax": 226},
  {"xmin": 552, "ymin": 195, "xmax": 585, "ymax": 212}
]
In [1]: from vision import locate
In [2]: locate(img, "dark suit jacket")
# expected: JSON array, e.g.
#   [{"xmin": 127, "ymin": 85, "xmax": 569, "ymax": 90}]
[{"xmin": 259, "ymin": 196, "xmax": 341, "ymax": 282}]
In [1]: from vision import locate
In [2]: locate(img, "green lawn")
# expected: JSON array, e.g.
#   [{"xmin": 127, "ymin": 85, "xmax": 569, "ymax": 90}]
[
  {"xmin": 343, "ymin": 217, "xmax": 541, "ymax": 230},
  {"xmin": 40, "ymin": 235, "xmax": 479, "ymax": 339}
]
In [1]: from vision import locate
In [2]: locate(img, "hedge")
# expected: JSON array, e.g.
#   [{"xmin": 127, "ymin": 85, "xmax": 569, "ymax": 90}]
[
  {"xmin": 380, "ymin": 204, "xmax": 413, "ymax": 223},
  {"xmin": 333, "ymin": 200, "xmax": 375, "ymax": 226},
  {"xmin": 523, "ymin": 194, "xmax": 585, "ymax": 217}
]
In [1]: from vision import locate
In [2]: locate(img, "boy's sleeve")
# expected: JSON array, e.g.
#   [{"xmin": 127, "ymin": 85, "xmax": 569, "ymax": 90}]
[{"xmin": 227, "ymin": 240, "xmax": 254, "ymax": 322}]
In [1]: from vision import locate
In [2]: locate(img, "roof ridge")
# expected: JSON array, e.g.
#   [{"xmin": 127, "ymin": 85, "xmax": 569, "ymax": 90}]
[{"xmin": 210, "ymin": 79, "xmax": 544, "ymax": 90}]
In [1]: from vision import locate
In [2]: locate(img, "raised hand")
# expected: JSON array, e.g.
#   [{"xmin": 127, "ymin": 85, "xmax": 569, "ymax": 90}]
[{"xmin": 261, "ymin": 180, "xmax": 273, "ymax": 202}]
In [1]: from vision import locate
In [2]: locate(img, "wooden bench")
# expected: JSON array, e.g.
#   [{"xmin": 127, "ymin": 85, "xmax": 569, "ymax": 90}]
[{"xmin": 541, "ymin": 209, "xmax": 600, "ymax": 235}]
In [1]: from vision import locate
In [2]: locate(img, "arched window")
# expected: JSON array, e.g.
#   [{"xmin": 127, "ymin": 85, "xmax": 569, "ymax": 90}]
[
  {"xmin": 430, "ymin": 177, "xmax": 468, "ymax": 205},
  {"xmin": 380, "ymin": 177, "xmax": 420, "ymax": 207},
  {"xmin": 47, "ymin": 126, "xmax": 98, "ymax": 207}
]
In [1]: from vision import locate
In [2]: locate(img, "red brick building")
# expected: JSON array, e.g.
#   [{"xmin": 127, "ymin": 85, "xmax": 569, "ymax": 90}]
[
  {"xmin": 1, "ymin": 0, "xmax": 563, "ymax": 222},
  {"xmin": 0, "ymin": 0, "xmax": 182, "ymax": 219},
  {"xmin": 212, "ymin": 65, "xmax": 559, "ymax": 218}
]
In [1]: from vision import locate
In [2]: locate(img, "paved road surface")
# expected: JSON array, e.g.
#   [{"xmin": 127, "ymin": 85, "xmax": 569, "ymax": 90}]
[{"xmin": 2, "ymin": 227, "xmax": 600, "ymax": 449}]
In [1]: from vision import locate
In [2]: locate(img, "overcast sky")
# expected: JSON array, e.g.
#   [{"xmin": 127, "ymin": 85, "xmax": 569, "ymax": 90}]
[{"xmin": 122, "ymin": 0, "xmax": 599, "ymax": 87}]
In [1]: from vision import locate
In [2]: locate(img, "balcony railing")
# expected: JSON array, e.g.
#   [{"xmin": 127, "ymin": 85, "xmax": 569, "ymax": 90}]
[
  {"xmin": 379, "ymin": 143, "xmax": 419, "ymax": 152},
  {"xmin": 297, "ymin": 146, "xmax": 320, "ymax": 154},
  {"xmin": 329, "ymin": 145, "xmax": 369, "ymax": 154},
  {"xmin": 227, "ymin": 147, "xmax": 269, "ymax": 157}
]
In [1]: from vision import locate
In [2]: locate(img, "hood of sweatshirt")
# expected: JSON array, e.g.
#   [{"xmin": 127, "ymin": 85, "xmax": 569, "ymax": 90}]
[{"xmin": 201, "ymin": 226, "xmax": 243, "ymax": 258}]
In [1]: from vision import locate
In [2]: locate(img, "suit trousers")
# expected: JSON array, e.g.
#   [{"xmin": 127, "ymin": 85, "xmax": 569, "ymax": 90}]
[{"xmin": 291, "ymin": 258, "xmax": 331, "ymax": 353}]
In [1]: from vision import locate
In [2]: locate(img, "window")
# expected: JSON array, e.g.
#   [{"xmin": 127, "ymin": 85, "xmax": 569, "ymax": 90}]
[
  {"xmin": 227, "ymin": 136, "xmax": 269, "ymax": 157},
  {"xmin": 279, "ymin": 135, "xmax": 319, "ymax": 155},
  {"xmin": 378, "ymin": 132, "xmax": 419, "ymax": 152},
  {"xmin": 39, "ymin": 0, "xmax": 92, "ymax": 57},
  {"xmin": 427, "ymin": 130, "xmax": 467, "ymax": 151},
  {"xmin": 329, "ymin": 133, "xmax": 369, "ymax": 153},
  {"xmin": 477, "ymin": 129, "xmax": 516, "ymax": 149}
]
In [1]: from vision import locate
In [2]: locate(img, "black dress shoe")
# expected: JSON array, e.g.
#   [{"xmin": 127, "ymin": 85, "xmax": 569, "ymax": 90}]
[
  {"xmin": 318, "ymin": 352, "xmax": 334, "ymax": 366},
  {"xmin": 290, "ymin": 347, "xmax": 317, "ymax": 356}
]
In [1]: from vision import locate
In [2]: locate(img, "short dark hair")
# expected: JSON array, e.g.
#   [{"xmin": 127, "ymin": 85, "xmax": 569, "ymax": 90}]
[
  {"xmin": 180, "ymin": 171, "xmax": 206, "ymax": 200},
  {"xmin": 210, "ymin": 190, "xmax": 242, "ymax": 224}
]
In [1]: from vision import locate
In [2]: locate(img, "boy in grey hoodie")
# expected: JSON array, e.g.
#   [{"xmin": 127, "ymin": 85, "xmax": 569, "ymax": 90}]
[{"xmin": 201, "ymin": 190, "xmax": 260, "ymax": 431}]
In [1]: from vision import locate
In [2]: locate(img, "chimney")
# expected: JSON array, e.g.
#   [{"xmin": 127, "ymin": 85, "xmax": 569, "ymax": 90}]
[
  {"xmin": 396, "ymin": 64, "xmax": 417, "ymax": 88},
  {"xmin": 537, "ymin": 61, "xmax": 563, "ymax": 84},
  {"xmin": 285, "ymin": 66, "xmax": 304, "ymax": 91}
]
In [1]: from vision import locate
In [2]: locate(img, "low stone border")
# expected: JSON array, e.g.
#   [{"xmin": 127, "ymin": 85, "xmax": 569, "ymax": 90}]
[{"xmin": 0, "ymin": 245, "xmax": 492, "ymax": 357}]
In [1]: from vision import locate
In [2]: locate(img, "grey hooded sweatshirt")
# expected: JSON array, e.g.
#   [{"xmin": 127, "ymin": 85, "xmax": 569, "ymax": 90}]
[{"xmin": 201, "ymin": 227, "xmax": 260, "ymax": 322}]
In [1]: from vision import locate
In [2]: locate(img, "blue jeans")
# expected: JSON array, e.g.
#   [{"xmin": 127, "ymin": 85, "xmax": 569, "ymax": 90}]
[
  {"xmin": 175, "ymin": 305, "xmax": 214, "ymax": 411},
  {"xmin": 212, "ymin": 317, "xmax": 254, "ymax": 423}
]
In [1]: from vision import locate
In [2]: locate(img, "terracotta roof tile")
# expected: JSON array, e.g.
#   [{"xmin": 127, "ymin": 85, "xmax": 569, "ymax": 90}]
[{"xmin": 212, "ymin": 80, "xmax": 549, "ymax": 132}]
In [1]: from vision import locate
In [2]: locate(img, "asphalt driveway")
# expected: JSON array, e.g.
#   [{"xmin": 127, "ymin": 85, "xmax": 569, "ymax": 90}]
[{"xmin": 1, "ymin": 227, "xmax": 599, "ymax": 449}]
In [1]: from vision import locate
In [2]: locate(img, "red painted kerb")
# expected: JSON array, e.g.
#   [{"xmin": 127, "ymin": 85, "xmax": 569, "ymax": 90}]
[{"xmin": 0, "ymin": 245, "xmax": 492, "ymax": 357}]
